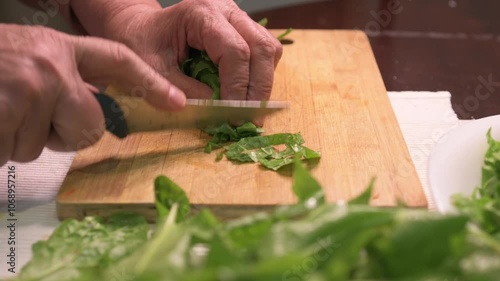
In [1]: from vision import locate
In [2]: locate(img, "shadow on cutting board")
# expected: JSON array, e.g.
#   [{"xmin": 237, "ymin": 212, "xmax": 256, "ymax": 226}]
[{"xmin": 70, "ymin": 144, "xmax": 203, "ymax": 175}]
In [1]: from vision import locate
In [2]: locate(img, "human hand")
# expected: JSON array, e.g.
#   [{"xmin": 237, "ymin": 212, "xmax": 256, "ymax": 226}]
[
  {"xmin": 80, "ymin": 0, "xmax": 283, "ymax": 101},
  {"xmin": 0, "ymin": 24, "xmax": 185, "ymax": 165}
]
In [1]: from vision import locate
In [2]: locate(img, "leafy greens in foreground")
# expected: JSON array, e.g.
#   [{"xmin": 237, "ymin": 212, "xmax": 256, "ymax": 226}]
[
  {"xmin": 14, "ymin": 151, "xmax": 500, "ymax": 281},
  {"xmin": 15, "ymin": 213, "xmax": 149, "ymax": 281},
  {"xmin": 454, "ymin": 128, "xmax": 500, "ymax": 238}
]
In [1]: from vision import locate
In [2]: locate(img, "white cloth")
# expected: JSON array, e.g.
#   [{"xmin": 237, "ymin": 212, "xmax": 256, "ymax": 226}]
[
  {"xmin": 0, "ymin": 91, "xmax": 461, "ymax": 278},
  {"xmin": 388, "ymin": 91, "xmax": 467, "ymax": 210}
]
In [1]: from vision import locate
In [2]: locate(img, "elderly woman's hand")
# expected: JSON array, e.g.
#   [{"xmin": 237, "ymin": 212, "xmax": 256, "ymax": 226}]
[
  {"xmin": 0, "ymin": 24, "xmax": 184, "ymax": 165},
  {"xmin": 72, "ymin": 0, "xmax": 283, "ymax": 101}
]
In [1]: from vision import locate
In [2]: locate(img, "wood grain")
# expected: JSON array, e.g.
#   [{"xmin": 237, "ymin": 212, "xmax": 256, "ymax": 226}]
[{"xmin": 57, "ymin": 30, "xmax": 426, "ymax": 221}]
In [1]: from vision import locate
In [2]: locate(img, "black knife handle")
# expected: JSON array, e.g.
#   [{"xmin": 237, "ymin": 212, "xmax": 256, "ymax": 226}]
[{"xmin": 94, "ymin": 93, "xmax": 129, "ymax": 139}]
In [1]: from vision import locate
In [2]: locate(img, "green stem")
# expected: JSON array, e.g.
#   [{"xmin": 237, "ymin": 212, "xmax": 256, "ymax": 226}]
[
  {"xmin": 135, "ymin": 203, "xmax": 179, "ymax": 273},
  {"xmin": 470, "ymin": 224, "xmax": 500, "ymax": 254}
]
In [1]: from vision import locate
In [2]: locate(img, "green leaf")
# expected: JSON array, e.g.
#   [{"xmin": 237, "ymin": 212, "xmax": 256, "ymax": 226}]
[
  {"xmin": 180, "ymin": 49, "xmax": 221, "ymax": 100},
  {"xmin": 221, "ymin": 212, "xmax": 273, "ymax": 251},
  {"xmin": 215, "ymin": 150, "xmax": 224, "ymax": 161},
  {"xmin": 367, "ymin": 214, "xmax": 468, "ymax": 279},
  {"xmin": 181, "ymin": 58, "xmax": 193, "ymax": 75},
  {"xmin": 277, "ymin": 28, "xmax": 293, "ymax": 41},
  {"xmin": 349, "ymin": 178, "xmax": 375, "ymax": 205},
  {"xmin": 203, "ymin": 122, "xmax": 263, "ymax": 154},
  {"xmin": 235, "ymin": 122, "xmax": 264, "ymax": 137},
  {"xmin": 259, "ymin": 157, "xmax": 294, "ymax": 170},
  {"xmin": 106, "ymin": 204, "xmax": 186, "ymax": 278},
  {"xmin": 224, "ymin": 133, "xmax": 321, "ymax": 170},
  {"xmin": 292, "ymin": 156, "xmax": 324, "ymax": 204},
  {"xmin": 454, "ymin": 128, "xmax": 500, "ymax": 236},
  {"xmin": 192, "ymin": 60, "xmax": 218, "ymax": 79},
  {"xmin": 257, "ymin": 17, "xmax": 268, "ymax": 27},
  {"xmin": 18, "ymin": 213, "xmax": 148, "ymax": 281},
  {"xmin": 185, "ymin": 209, "xmax": 218, "ymax": 242},
  {"xmin": 155, "ymin": 175, "xmax": 190, "ymax": 222}
]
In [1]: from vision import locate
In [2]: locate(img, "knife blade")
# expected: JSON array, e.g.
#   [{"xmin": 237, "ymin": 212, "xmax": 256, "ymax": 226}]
[{"xmin": 94, "ymin": 92, "xmax": 288, "ymax": 139}]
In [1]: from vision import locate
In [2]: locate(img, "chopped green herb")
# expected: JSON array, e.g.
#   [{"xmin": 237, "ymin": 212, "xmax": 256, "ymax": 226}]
[
  {"xmin": 203, "ymin": 122, "xmax": 263, "ymax": 153},
  {"xmin": 223, "ymin": 132, "xmax": 320, "ymax": 170}
]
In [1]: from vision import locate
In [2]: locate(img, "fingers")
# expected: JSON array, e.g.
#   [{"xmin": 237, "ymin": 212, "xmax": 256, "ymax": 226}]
[
  {"xmin": 10, "ymin": 97, "xmax": 52, "ymax": 162},
  {"xmin": 45, "ymin": 130, "xmax": 66, "ymax": 152},
  {"xmin": 0, "ymin": 106, "xmax": 15, "ymax": 165},
  {"xmin": 0, "ymin": 53, "xmax": 54, "ymax": 163},
  {"xmin": 167, "ymin": 70, "xmax": 213, "ymax": 99},
  {"xmin": 188, "ymin": 14, "xmax": 250, "ymax": 100},
  {"xmin": 0, "ymin": 87, "xmax": 18, "ymax": 165},
  {"xmin": 228, "ymin": 11, "xmax": 283, "ymax": 101},
  {"xmin": 71, "ymin": 36, "xmax": 186, "ymax": 111},
  {"xmin": 49, "ymin": 76, "xmax": 105, "ymax": 151},
  {"xmin": 0, "ymin": 133, "xmax": 14, "ymax": 166},
  {"xmin": 185, "ymin": 5, "xmax": 282, "ymax": 102}
]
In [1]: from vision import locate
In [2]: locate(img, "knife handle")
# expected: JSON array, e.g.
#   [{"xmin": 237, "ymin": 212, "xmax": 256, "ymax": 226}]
[{"xmin": 94, "ymin": 93, "xmax": 129, "ymax": 139}]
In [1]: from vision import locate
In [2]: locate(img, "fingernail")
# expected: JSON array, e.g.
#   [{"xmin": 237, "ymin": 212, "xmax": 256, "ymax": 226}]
[
  {"xmin": 84, "ymin": 82, "xmax": 100, "ymax": 93},
  {"xmin": 168, "ymin": 87, "xmax": 186, "ymax": 110}
]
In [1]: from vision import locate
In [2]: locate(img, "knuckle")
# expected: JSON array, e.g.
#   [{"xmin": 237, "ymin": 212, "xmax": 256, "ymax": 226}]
[
  {"xmin": 199, "ymin": 14, "xmax": 220, "ymax": 38},
  {"xmin": 224, "ymin": 75, "xmax": 249, "ymax": 96},
  {"xmin": 258, "ymin": 81, "xmax": 274, "ymax": 94},
  {"xmin": 29, "ymin": 27, "xmax": 68, "ymax": 60},
  {"xmin": 14, "ymin": 62, "xmax": 45, "ymax": 107},
  {"xmin": 228, "ymin": 8, "xmax": 248, "ymax": 23},
  {"xmin": 253, "ymin": 36, "xmax": 276, "ymax": 58},
  {"xmin": 230, "ymin": 41, "xmax": 251, "ymax": 62},
  {"xmin": 109, "ymin": 41, "xmax": 135, "ymax": 68},
  {"xmin": 251, "ymin": 80, "xmax": 273, "ymax": 98}
]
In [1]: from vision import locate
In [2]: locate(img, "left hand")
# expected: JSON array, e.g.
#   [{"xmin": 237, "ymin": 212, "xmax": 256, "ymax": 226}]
[{"xmin": 89, "ymin": 0, "xmax": 283, "ymax": 101}]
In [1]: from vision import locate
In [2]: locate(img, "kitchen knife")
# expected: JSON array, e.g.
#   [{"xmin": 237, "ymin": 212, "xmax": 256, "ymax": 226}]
[{"xmin": 94, "ymin": 92, "xmax": 288, "ymax": 139}]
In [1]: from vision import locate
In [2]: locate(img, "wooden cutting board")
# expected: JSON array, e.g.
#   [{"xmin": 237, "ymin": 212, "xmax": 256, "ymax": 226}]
[{"xmin": 57, "ymin": 30, "xmax": 427, "ymax": 221}]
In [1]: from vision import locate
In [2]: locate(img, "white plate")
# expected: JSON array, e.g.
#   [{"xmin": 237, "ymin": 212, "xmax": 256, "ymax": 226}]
[{"xmin": 428, "ymin": 115, "xmax": 500, "ymax": 213}]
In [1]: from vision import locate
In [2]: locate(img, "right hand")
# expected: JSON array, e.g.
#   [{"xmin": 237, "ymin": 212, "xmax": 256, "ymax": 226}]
[{"xmin": 0, "ymin": 24, "xmax": 186, "ymax": 166}]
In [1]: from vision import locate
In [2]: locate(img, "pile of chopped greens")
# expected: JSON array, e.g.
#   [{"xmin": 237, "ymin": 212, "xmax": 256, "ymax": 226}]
[
  {"xmin": 223, "ymin": 132, "xmax": 320, "ymax": 170},
  {"xmin": 203, "ymin": 122, "xmax": 320, "ymax": 170},
  {"xmin": 202, "ymin": 122, "xmax": 263, "ymax": 153},
  {"xmin": 12, "ymin": 132, "xmax": 500, "ymax": 281}
]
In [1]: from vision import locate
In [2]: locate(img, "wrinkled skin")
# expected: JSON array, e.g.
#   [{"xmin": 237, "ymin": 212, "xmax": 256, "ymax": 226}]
[
  {"xmin": 0, "ymin": 24, "xmax": 185, "ymax": 166},
  {"xmin": 73, "ymin": 0, "xmax": 283, "ymax": 101}
]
